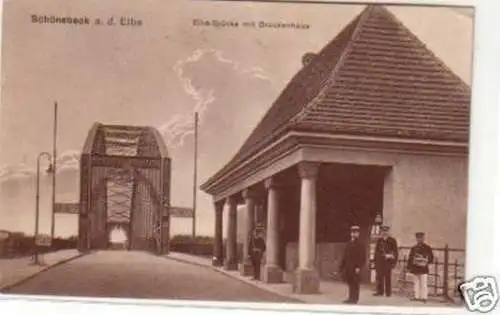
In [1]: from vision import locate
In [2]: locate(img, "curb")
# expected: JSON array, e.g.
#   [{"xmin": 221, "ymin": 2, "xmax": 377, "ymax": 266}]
[
  {"xmin": 0, "ymin": 252, "xmax": 85, "ymax": 293},
  {"xmin": 164, "ymin": 254, "xmax": 304, "ymax": 304}
]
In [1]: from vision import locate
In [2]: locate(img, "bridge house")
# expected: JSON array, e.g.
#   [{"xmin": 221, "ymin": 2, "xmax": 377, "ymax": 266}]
[{"xmin": 200, "ymin": 5, "xmax": 470, "ymax": 294}]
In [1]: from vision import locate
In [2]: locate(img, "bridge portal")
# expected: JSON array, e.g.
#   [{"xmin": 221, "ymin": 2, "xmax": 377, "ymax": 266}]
[{"xmin": 78, "ymin": 123, "xmax": 171, "ymax": 254}]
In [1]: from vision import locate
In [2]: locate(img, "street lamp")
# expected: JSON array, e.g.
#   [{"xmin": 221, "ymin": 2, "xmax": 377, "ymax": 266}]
[
  {"xmin": 32, "ymin": 152, "xmax": 54, "ymax": 265},
  {"xmin": 51, "ymin": 102, "xmax": 58, "ymax": 241},
  {"xmin": 192, "ymin": 112, "xmax": 198, "ymax": 239}
]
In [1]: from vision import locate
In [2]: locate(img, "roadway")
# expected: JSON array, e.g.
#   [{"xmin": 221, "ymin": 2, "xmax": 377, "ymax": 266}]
[{"xmin": 3, "ymin": 250, "xmax": 296, "ymax": 303}]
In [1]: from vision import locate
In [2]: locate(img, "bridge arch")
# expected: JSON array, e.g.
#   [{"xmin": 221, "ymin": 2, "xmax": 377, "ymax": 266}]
[{"xmin": 78, "ymin": 123, "xmax": 171, "ymax": 254}]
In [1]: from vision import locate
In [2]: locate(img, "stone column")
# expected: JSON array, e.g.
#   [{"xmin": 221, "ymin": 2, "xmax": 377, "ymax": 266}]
[
  {"xmin": 239, "ymin": 188, "xmax": 256, "ymax": 276},
  {"xmin": 224, "ymin": 196, "xmax": 238, "ymax": 270},
  {"xmin": 383, "ymin": 168, "xmax": 395, "ymax": 229},
  {"xmin": 212, "ymin": 201, "xmax": 224, "ymax": 267},
  {"xmin": 263, "ymin": 177, "xmax": 283, "ymax": 283},
  {"xmin": 293, "ymin": 161, "xmax": 320, "ymax": 294}
]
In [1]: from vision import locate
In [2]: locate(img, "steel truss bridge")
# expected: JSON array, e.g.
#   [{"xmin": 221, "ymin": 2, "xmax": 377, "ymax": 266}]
[{"xmin": 78, "ymin": 123, "xmax": 171, "ymax": 254}]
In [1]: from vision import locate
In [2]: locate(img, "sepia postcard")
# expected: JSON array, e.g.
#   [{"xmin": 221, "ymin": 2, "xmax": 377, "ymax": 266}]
[{"xmin": 0, "ymin": 0, "xmax": 477, "ymax": 313}]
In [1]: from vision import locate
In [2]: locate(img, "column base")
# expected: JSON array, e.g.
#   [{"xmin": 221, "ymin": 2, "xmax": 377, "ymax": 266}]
[
  {"xmin": 224, "ymin": 259, "xmax": 238, "ymax": 271},
  {"xmin": 292, "ymin": 268, "xmax": 320, "ymax": 294},
  {"xmin": 78, "ymin": 247, "xmax": 92, "ymax": 254},
  {"xmin": 239, "ymin": 261, "xmax": 254, "ymax": 277},
  {"xmin": 263, "ymin": 264, "xmax": 283, "ymax": 283},
  {"xmin": 212, "ymin": 257, "xmax": 223, "ymax": 267}
]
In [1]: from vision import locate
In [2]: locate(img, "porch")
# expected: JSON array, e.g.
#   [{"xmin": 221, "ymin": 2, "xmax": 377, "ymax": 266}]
[{"xmin": 209, "ymin": 160, "xmax": 391, "ymax": 294}]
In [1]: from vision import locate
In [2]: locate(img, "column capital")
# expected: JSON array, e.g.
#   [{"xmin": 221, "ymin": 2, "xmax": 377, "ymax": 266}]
[
  {"xmin": 242, "ymin": 188, "xmax": 258, "ymax": 200},
  {"xmin": 297, "ymin": 161, "xmax": 320, "ymax": 179},
  {"xmin": 264, "ymin": 177, "xmax": 279, "ymax": 190},
  {"xmin": 214, "ymin": 201, "xmax": 224, "ymax": 213},
  {"xmin": 226, "ymin": 195, "xmax": 238, "ymax": 207}
]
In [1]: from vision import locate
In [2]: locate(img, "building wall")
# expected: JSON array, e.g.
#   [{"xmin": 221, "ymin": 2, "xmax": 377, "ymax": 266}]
[
  {"xmin": 285, "ymin": 242, "xmax": 347, "ymax": 280},
  {"xmin": 390, "ymin": 154, "xmax": 468, "ymax": 249},
  {"xmin": 236, "ymin": 205, "xmax": 246, "ymax": 244}
]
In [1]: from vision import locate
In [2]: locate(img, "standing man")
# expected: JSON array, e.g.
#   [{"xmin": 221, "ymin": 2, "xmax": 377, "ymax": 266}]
[
  {"xmin": 407, "ymin": 232, "xmax": 434, "ymax": 302},
  {"xmin": 340, "ymin": 225, "xmax": 366, "ymax": 304},
  {"xmin": 153, "ymin": 221, "xmax": 161, "ymax": 254},
  {"xmin": 249, "ymin": 228, "xmax": 266, "ymax": 280},
  {"xmin": 373, "ymin": 225, "xmax": 398, "ymax": 297}
]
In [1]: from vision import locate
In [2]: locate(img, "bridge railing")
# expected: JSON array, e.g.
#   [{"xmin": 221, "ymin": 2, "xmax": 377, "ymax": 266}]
[
  {"xmin": 170, "ymin": 235, "xmax": 214, "ymax": 257},
  {"xmin": 391, "ymin": 245, "xmax": 465, "ymax": 301}
]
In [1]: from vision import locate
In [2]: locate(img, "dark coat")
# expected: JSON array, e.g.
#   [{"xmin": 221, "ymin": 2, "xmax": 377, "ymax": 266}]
[
  {"xmin": 340, "ymin": 238, "xmax": 366, "ymax": 281},
  {"xmin": 407, "ymin": 243, "xmax": 434, "ymax": 275},
  {"xmin": 249, "ymin": 235, "xmax": 266, "ymax": 259},
  {"xmin": 374, "ymin": 236, "xmax": 399, "ymax": 269}
]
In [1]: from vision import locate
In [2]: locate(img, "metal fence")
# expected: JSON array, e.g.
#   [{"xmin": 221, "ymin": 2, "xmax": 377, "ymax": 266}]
[{"xmin": 394, "ymin": 245, "xmax": 465, "ymax": 301}]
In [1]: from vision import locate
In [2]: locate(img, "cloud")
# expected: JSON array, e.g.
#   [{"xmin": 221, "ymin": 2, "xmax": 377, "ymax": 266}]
[
  {"xmin": 56, "ymin": 150, "xmax": 81, "ymax": 172},
  {"xmin": 0, "ymin": 150, "xmax": 81, "ymax": 183},
  {"xmin": 0, "ymin": 49, "xmax": 275, "ymax": 182},
  {"xmin": 158, "ymin": 48, "xmax": 274, "ymax": 149},
  {"xmin": 0, "ymin": 163, "xmax": 34, "ymax": 182}
]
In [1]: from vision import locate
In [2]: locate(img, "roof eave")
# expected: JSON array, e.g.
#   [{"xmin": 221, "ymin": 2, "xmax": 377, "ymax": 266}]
[{"xmin": 201, "ymin": 130, "xmax": 468, "ymax": 198}]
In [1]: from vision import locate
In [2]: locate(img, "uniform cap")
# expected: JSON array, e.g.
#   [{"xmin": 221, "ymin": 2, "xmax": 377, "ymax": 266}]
[
  {"xmin": 350, "ymin": 225, "xmax": 360, "ymax": 231},
  {"xmin": 415, "ymin": 232, "xmax": 425, "ymax": 237}
]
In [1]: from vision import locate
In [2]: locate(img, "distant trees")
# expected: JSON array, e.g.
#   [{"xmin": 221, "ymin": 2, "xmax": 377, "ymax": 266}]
[{"xmin": 0, "ymin": 231, "xmax": 78, "ymax": 258}]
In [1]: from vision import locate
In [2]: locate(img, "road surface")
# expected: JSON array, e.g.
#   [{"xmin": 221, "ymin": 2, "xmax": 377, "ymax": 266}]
[{"xmin": 3, "ymin": 251, "xmax": 297, "ymax": 303}]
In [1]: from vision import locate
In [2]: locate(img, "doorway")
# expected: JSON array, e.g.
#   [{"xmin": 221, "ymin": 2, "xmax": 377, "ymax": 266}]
[{"xmin": 316, "ymin": 163, "xmax": 388, "ymax": 282}]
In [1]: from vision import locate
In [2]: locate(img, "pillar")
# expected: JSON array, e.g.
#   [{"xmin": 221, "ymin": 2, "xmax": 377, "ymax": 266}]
[
  {"xmin": 382, "ymin": 168, "xmax": 395, "ymax": 228},
  {"xmin": 293, "ymin": 161, "xmax": 320, "ymax": 294},
  {"xmin": 239, "ymin": 188, "xmax": 256, "ymax": 276},
  {"xmin": 212, "ymin": 201, "xmax": 224, "ymax": 266},
  {"xmin": 224, "ymin": 196, "xmax": 238, "ymax": 270},
  {"xmin": 263, "ymin": 177, "xmax": 283, "ymax": 283}
]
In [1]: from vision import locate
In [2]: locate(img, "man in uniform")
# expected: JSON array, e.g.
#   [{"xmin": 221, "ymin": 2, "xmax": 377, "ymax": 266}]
[
  {"xmin": 373, "ymin": 225, "xmax": 399, "ymax": 297},
  {"xmin": 152, "ymin": 221, "xmax": 162, "ymax": 254},
  {"xmin": 407, "ymin": 232, "xmax": 434, "ymax": 302},
  {"xmin": 340, "ymin": 225, "xmax": 366, "ymax": 304},
  {"xmin": 249, "ymin": 228, "xmax": 266, "ymax": 280}
]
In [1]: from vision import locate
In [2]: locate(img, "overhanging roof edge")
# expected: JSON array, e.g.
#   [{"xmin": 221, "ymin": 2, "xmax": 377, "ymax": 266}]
[{"xmin": 200, "ymin": 130, "xmax": 469, "ymax": 195}]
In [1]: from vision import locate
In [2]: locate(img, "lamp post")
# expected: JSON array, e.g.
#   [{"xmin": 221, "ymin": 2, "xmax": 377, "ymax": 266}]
[
  {"xmin": 192, "ymin": 112, "xmax": 198, "ymax": 239},
  {"xmin": 50, "ymin": 102, "xmax": 58, "ymax": 240},
  {"xmin": 33, "ymin": 152, "xmax": 54, "ymax": 265}
]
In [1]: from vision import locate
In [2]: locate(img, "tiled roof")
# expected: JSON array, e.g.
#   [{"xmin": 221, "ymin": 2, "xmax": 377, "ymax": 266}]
[{"xmin": 201, "ymin": 5, "xmax": 471, "ymax": 190}]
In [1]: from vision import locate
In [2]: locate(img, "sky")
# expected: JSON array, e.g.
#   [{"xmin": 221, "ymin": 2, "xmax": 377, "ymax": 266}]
[{"xmin": 0, "ymin": 0, "xmax": 474, "ymax": 238}]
